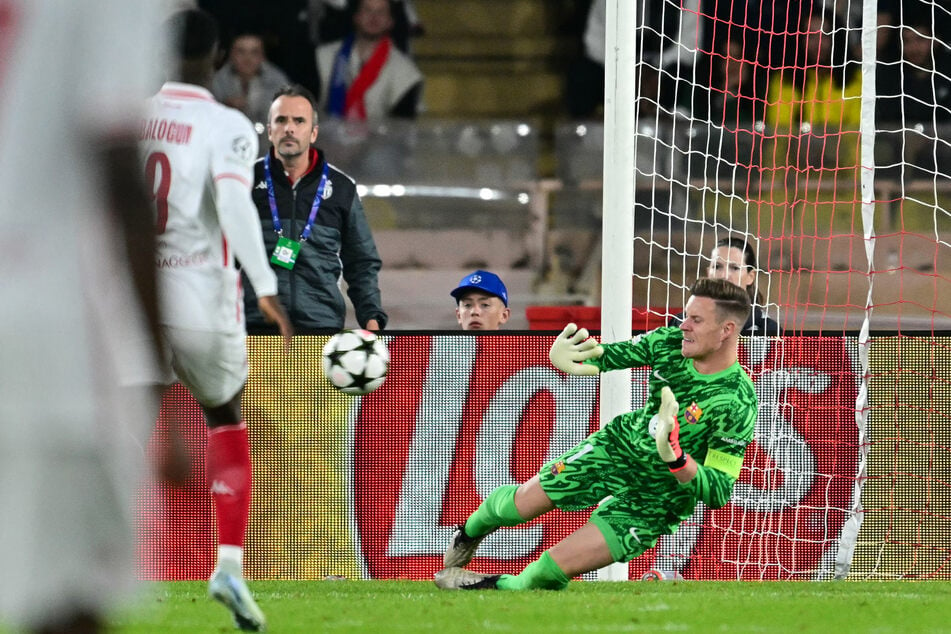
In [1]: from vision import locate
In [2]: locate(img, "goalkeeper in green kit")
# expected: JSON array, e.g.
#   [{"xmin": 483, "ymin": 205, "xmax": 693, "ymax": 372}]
[{"xmin": 435, "ymin": 277, "xmax": 759, "ymax": 590}]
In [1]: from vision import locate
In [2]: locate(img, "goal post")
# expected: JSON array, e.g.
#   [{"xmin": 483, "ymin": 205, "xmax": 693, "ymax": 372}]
[
  {"xmin": 597, "ymin": 0, "xmax": 951, "ymax": 580},
  {"xmin": 597, "ymin": 0, "xmax": 637, "ymax": 582}
]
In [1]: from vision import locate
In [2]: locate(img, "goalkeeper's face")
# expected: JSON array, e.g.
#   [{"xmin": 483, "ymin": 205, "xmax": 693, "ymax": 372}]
[{"xmin": 679, "ymin": 295, "xmax": 732, "ymax": 361}]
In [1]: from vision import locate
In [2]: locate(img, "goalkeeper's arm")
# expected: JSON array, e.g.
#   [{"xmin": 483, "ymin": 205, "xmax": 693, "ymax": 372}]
[
  {"xmin": 655, "ymin": 386, "xmax": 746, "ymax": 504},
  {"xmin": 654, "ymin": 386, "xmax": 698, "ymax": 483}
]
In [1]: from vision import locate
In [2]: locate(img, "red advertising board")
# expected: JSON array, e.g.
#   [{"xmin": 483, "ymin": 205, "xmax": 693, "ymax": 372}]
[
  {"xmin": 352, "ymin": 335, "xmax": 859, "ymax": 580},
  {"xmin": 138, "ymin": 335, "xmax": 859, "ymax": 581}
]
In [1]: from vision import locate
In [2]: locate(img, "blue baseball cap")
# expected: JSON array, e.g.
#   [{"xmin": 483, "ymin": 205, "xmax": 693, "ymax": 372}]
[{"xmin": 451, "ymin": 270, "xmax": 508, "ymax": 307}]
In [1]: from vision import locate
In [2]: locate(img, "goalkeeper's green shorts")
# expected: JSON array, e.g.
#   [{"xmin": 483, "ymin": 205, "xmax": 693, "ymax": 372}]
[{"xmin": 538, "ymin": 422, "xmax": 685, "ymax": 562}]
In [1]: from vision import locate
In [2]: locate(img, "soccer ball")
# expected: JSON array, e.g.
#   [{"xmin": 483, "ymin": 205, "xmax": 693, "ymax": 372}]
[{"xmin": 321, "ymin": 329, "xmax": 389, "ymax": 395}]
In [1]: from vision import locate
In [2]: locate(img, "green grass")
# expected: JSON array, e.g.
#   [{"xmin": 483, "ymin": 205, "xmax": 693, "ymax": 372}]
[{"xmin": 99, "ymin": 579, "xmax": 951, "ymax": 633}]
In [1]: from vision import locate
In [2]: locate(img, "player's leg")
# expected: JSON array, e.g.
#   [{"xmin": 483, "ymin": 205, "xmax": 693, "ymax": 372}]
[
  {"xmin": 204, "ymin": 390, "xmax": 266, "ymax": 632},
  {"xmin": 437, "ymin": 518, "xmax": 613, "ymax": 593},
  {"xmin": 438, "ymin": 421, "xmax": 668, "ymax": 591},
  {"xmin": 491, "ymin": 439, "xmax": 627, "ymax": 592},
  {"xmin": 496, "ymin": 522, "xmax": 613, "ymax": 590},
  {"xmin": 438, "ymin": 428, "xmax": 618, "ymax": 589},
  {"xmin": 493, "ymin": 498, "xmax": 663, "ymax": 592},
  {"xmin": 166, "ymin": 327, "xmax": 265, "ymax": 631},
  {"xmin": 444, "ymin": 476, "xmax": 554, "ymax": 568},
  {"xmin": 462, "ymin": 476, "xmax": 554, "ymax": 543},
  {"xmin": 203, "ymin": 392, "xmax": 252, "ymax": 570}
]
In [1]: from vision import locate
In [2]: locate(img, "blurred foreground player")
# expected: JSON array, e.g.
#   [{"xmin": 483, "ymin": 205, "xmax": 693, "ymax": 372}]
[
  {"xmin": 0, "ymin": 0, "xmax": 165, "ymax": 632},
  {"xmin": 142, "ymin": 9, "xmax": 293, "ymax": 631},
  {"xmin": 435, "ymin": 279, "xmax": 758, "ymax": 590}
]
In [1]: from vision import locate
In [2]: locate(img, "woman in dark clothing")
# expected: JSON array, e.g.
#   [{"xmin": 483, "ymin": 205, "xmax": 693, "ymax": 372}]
[{"xmin": 669, "ymin": 237, "xmax": 782, "ymax": 336}]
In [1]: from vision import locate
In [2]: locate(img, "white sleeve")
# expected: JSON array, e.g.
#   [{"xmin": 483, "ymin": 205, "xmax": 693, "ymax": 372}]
[{"xmin": 212, "ymin": 112, "xmax": 279, "ymax": 298}]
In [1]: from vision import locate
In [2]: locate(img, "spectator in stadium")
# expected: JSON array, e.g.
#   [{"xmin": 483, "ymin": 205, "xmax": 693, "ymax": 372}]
[
  {"xmin": 315, "ymin": 0, "xmax": 424, "ymax": 121},
  {"xmin": 434, "ymin": 278, "xmax": 758, "ymax": 591},
  {"xmin": 198, "ymin": 0, "xmax": 321, "ymax": 99},
  {"xmin": 242, "ymin": 84, "xmax": 388, "ymax": 331},
  {"xmin": 451, "ymin": 270, "xmax": 511, "ymax": 331},
  {"xmin": 682, "ymin": 28, "xmax": 766, "ymax": 180},
  {"xmin": 142, "ymin": 9, "xmax": 294, "ymax": 631},
  {"xmin": 875, "ymin": 10, "xmax": 951, "ymax": 181},
  {"xmin": 388, "ymin": 0, "xmax": 426, "ymax": 54},
  {"xmin": 877, "ymin": 14, "xmax": 951, "ymax": 127},
  {"xmin": 668, "ymin": 237, "xmax": 781, "ymax": 336},
  {"xmin": 875, "ymin": 0, "xmax": 902, "ymax": 65},
  {"xmin": 0, "ymin": 1, "xmax": 167, "ymax": 633},
  {"xmin": 564, "ymin": 0, "xmax": 605, "ymax": 119},
  {"xmin": 307, "ymin": 0, "xmax": 425, "ymax": 56},
  {"xmin": 212, "ymin": 32, "xmax": 291, "ymax": 151},
  {"xmin": 307, "ymin": 0, "xmax": 352, "ymax": 53},
  {"xmin": 763, "ymin": 4, "xmax": 862, "ymax": 168},
  {"xmin": 565, "ymin": 0, "xmax": 707, "ymax": 120},
  {"xmin": 693, "ymin": 29, "xmax": 762, "ymax": 128}
]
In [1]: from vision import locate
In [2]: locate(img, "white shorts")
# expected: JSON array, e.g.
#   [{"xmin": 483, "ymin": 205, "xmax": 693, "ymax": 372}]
[{"xmin": 160, "ymin": 326, "xmax": 249, "ymax": 408}]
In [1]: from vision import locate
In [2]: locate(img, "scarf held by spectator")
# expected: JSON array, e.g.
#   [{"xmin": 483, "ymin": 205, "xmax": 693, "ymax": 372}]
[{"xmin": 327, "ymin": 34, "xmax": 391, "ymax": 120}]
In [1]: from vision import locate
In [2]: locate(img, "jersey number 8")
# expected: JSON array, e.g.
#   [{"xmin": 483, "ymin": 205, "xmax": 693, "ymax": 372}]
[{"xmin": 145, "ymin": 151, "xmax": 171, "ymax": 234}]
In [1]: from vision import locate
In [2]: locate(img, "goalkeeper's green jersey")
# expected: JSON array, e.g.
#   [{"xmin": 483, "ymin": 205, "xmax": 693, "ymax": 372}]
[{"xmin": 587, "ymin": 326, "xmax": 758, "ymax": 513}]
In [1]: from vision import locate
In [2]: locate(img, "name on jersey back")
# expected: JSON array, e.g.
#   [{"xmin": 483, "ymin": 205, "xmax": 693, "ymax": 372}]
[{"xmin": 140, "ymin": 118, "xmax": 193, "ymax": 145}]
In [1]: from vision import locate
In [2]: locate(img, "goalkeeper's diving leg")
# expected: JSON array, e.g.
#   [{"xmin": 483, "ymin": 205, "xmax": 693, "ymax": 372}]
[
  {"xmin": 443, "ymin": 478, "xmax": 551, "ymax": 568},
  {"xmin": 436, "ymin": 515, "xmax": 615, "ymax": 591},
  {"xmin": 436, "ymin": 475, "xmax": 613, "ymax": 591}
]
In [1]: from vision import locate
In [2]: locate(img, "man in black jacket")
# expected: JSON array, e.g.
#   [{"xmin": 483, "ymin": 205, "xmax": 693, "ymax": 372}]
[{"xmin": 243, "ymin": 84, "xmax": 387, "ymax": 331}]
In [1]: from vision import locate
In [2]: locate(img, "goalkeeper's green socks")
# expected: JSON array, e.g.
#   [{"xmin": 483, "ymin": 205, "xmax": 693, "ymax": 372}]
[
  {"xmin": 464, "ymin": 484, "xmax": 525, "ymax": 538},
  {"xmin": 497, "ymin": 551, "xmax": 570, "ymax": 590},
  {"xmin": 462, "ymin": 487, "xmax": 572, "ymax": 590}
]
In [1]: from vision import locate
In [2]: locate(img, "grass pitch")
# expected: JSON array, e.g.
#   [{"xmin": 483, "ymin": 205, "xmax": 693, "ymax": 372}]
[{"xmin": 103, "ymin": 579, "xmax": 951, "ymax": 633}]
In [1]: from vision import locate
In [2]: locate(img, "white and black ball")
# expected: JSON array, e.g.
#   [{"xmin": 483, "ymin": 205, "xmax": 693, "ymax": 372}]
[{"xmin": 321, "ymin": 329, "xmax": 389, "ymax": 395}]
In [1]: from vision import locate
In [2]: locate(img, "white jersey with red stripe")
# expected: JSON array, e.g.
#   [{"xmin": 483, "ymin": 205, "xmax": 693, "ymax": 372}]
[{"xmin": 141, "ymin": 82, "xmax": 278, "ymax": 332}]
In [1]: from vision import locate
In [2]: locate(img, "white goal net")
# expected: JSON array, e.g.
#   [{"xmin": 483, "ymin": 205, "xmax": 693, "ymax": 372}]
[{"xmin": 596, "ymin": 0, "xmax": 951, "ymax": 579}]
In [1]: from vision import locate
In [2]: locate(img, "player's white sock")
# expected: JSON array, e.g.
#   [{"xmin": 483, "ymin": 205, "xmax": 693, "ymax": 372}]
[{"xmin": 217, "ymin": 545, "xmax": 244, "ymax": 573}]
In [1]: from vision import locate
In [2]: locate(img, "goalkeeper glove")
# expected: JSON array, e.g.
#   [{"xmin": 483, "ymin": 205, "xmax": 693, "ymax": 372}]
[
  {"xmin": 654, "ymin": 386, "xmax": 687, "ymax": 472},
  {"xmin": 549, "ymin": 323, "xmax": 603, "ymax": 376}
]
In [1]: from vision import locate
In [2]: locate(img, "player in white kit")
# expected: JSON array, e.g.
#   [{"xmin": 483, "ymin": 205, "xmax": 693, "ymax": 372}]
[
  {"xmin": 141, "ymin": 9, "xmax": 293, "ymax": 632},
  {"xmin": 0, "ymin": 0, "xmax": 165, "ymax": 632}
]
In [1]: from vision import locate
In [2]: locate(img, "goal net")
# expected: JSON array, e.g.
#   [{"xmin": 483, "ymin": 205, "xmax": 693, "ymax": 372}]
[{"xmin": 600, "ymin": 0, "xmax": 951, "ymax": 579}]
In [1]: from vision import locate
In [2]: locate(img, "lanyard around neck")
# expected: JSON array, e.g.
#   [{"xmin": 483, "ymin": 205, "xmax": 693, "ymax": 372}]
[{"xmin": 263, "ymin": 153, "xmax": 330, "ymax": 243}]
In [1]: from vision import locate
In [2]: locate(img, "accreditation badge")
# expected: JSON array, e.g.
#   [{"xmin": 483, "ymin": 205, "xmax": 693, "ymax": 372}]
[{"xmin": 270, "ymin": 236, "xmax": 301, "ymax": 270}]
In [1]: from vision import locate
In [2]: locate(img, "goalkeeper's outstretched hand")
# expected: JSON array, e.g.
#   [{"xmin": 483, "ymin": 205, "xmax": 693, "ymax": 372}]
[
  {"xmin": 654, "ymin": 386, "xmax": 687, "ymax": 471},
  {"xmin": 549, "ymin": 323, "xmax": 603, "ymax": 376}
]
